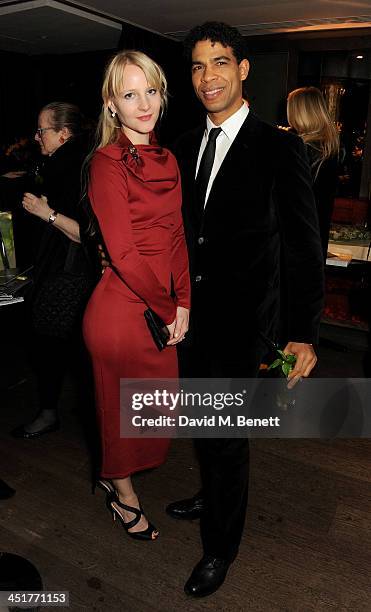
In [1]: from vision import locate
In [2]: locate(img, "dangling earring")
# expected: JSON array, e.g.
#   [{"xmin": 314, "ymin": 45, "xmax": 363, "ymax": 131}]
[{"xmin": 110, "ymin": 110, "xmax": 116, "ymax": 118}]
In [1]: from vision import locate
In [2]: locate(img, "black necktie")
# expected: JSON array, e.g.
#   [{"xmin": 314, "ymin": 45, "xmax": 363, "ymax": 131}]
[{"xmin": 196, "ymin": 127, "xmax": 222, "ymax": 210}]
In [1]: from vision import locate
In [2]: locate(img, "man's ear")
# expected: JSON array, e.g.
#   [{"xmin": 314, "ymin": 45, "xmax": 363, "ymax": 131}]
[{"xmin": 239, "ymin": 59, "xmax": 250, "ymax": 82}]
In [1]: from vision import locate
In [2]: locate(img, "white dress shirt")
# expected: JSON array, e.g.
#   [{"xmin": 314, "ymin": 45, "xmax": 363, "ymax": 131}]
[{"xmin": 195, "ymin": 102, "xmax": 249, "ymax": 207}]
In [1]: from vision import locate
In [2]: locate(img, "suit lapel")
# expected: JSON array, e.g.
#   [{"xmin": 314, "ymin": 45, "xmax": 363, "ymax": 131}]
[
  {"xmin": 204, "ymin": 112, "xmax": 261, "ymax": 213},
  {"xmin": 189, "ymin": 127, "xmax": 204, "ymax": 181}
]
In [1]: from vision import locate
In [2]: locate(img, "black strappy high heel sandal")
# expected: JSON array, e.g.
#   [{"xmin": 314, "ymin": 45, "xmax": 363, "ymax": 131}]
[
  {"xmin": 108, "ymin": 492, "xmax": 159, "ymax": 541},
  {"xmin": 92, "ymin": 478, "xmax": 115, "ymax": 496}
]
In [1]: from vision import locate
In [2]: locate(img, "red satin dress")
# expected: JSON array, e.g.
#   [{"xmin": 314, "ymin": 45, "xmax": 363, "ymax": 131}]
[{"xmin": 83, "ymin": 132, "xmax": 190, "ymax": 479}]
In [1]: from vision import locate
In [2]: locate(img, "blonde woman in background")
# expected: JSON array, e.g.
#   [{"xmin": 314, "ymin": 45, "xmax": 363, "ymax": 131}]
[{"xmin": 287, "ymin": 86, "xmax": 340, "ymax": 257}]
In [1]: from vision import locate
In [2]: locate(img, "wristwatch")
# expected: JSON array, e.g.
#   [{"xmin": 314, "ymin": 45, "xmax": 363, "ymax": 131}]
[{"xmin": 48, "ymin": 210, "xmax": 58, "ymax": 224}]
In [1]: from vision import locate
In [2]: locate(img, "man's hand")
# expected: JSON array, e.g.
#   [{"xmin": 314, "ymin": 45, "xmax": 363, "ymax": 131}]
[
  {"xmin": 283, "ymin": 341, "xmax": 317, "ymax": 388},
  {"xmin": 167, "ymin": 306, "xmax": 190, "ymax": 346}
]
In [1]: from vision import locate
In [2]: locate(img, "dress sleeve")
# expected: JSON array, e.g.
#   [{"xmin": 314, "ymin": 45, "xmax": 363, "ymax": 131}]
[
  {"xmin": 89, "ymin": 151, "xmax": 177, "ymax": 325},
  {"xmin": 171, "ymin": 166, "xmax": 191, "ymax": 310}
]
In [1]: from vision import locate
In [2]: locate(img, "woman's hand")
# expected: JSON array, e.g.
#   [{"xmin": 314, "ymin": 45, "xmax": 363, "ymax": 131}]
[
  {"xmin": 22, "ymin": 191, "xmax": 81, "ymax": 243},
  {"xmin": 167, "ymin": 306, "xmax": 190, "ymax": 346},
  {"xmin": 22, "ymin": 192, "xmax": 51, "ymax": 221},
  {"xmin": 2, "ymin": 171, "xmax": 26, "ymax": 179}
]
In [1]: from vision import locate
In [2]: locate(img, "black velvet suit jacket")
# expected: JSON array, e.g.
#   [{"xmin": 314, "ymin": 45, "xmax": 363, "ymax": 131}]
[{"xmin": 175, "ymin": 112, "xmax": 324, "ymax": 353}]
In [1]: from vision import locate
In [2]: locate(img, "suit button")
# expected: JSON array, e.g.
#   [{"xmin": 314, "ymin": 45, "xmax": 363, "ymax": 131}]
[
  {"xmin": 198, "ymin": 236, "xmax": 204, "ymax": 245},
  {"xmin": 195, "ymin": 275, "xmax": 202, "ymax": 282}
]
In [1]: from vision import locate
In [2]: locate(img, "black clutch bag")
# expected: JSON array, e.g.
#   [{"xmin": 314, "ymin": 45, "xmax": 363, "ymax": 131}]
[{"xmin": 144, "ymin": 308, "xmax": 170, "ymax": 351}]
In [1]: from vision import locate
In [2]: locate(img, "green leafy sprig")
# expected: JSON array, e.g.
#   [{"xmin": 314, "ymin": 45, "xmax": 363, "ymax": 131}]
[{"xmin": 268, "ymin": 350, "xmax": 297, "ymax": 377}]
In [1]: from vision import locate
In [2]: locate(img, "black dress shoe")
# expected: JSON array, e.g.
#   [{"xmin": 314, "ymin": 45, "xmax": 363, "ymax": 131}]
[
  {"xmin": 11, "ymin": 421, "xmax": 60, "ymax": 439},
  {"xmin": 0, "ymin": 478, "xmax": 16, "ymax": 500},
  {"xmin": 184, "ymin": 555, "xmax": 230, "ymax": 597},
  {"xmin": 166, "ymin": 492, "xmax": 206, "ymax": 520}
]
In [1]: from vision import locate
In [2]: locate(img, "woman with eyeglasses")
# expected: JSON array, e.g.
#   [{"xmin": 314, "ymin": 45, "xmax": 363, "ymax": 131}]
[{"xmin": 11, "ymin": 102, "xmax": 95, "ymax": 439}]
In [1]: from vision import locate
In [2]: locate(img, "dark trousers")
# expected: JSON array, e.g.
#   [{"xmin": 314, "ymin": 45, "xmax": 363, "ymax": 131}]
[
  {"xmin": 29, "ymin": 330, "xmax": 94, "ymax": 422},
  {"xmin": 196, "ymin": 437, "xmax": 250, "ymax": 562},
  {"xmin": 178, "ymin": 308, "xmax": 265, "ymax": 562},
  {"xmin": 29, "ymin": 329, "xmax": 99, "ymax": 475},
  {"xmin": 29, "ymin": 332, "xmax": 71, "ymax": 413}
]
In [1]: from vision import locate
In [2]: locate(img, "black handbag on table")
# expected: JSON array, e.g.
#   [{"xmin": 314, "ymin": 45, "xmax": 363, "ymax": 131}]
[{"xmin": 144, "ymin": 308, "xmax": 170, "ymax": 351}]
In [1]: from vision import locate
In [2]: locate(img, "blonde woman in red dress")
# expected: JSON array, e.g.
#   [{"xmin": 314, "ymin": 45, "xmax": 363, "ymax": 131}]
[{"xmin": 83, "ymin": 50, "xmax": 190, "ymax": 540}]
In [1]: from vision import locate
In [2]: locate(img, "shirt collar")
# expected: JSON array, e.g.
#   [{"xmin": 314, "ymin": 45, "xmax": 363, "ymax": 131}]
[{"xmin": 205, "ymin": 101, "xmax": 249, "ymax": 140}]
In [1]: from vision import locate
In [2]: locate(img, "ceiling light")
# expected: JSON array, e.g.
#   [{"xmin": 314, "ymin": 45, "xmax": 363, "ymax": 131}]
[{"xmin": 356, "ymin": 55, "xmax": 364, "ymax": 59}]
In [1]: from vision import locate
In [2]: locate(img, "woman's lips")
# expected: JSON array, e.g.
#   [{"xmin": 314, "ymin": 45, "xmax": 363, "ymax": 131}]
[{"xmin": 137, "ymin": 114, "xmax": 152, "ymax": 121}]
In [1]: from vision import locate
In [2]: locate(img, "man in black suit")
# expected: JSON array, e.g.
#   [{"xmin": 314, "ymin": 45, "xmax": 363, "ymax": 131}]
[{"xmin": 167, "ymin": 22, "xmax": 324, "ymax": 597}]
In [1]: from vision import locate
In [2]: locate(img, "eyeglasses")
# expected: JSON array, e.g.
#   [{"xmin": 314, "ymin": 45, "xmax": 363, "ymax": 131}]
[{"xmin": 35, "ymin": 127, "xmax": 55, "ymax": 137}]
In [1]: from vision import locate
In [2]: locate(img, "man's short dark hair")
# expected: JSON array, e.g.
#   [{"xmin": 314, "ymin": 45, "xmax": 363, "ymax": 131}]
[{"xmin": 183, "ymin": 21, "xmax": 248, "ymax": 64}]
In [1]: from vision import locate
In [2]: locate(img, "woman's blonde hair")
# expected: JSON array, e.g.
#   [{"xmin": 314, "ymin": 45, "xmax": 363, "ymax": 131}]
[
  {"xmin": 96, "ymin": 50, "xmax": 168, "ymax": 148},
  {"xmin": 287, "ymin": 86, "xmax": 339, "ymax": 162}
]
